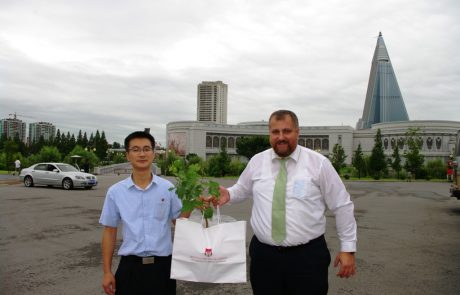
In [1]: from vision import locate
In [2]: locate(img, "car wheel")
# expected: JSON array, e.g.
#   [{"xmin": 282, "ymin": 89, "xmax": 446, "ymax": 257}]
[
  {"xmin": 62, "ymin": 178, "xmax": 73, "ymax": 190},
  {"xmin": 24, "ymin": 176, "xmax": 34, "ymax": 187}
]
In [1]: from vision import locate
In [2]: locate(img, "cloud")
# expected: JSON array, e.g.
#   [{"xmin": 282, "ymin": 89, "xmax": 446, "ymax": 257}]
[{"xmin": 0, "ymin": 0, "xmax": 459, "ymax": 145}]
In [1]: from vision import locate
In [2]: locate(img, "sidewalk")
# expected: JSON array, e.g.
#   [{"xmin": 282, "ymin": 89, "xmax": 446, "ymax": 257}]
[{"xmin": 0, "ymin": 173, "xmax": 21, "ymax": 185}]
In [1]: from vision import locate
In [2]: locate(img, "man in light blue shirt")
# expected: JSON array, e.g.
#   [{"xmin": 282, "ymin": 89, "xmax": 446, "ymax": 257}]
[{"xmin": 100, "ymin": 131, "xmax": 184, "ymax": 295}]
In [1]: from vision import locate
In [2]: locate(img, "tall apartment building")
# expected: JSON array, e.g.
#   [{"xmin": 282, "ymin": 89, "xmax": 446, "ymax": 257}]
[
  {"xmin": 0, "ymin": 118, "xmax": 27, "ymax": 142},
  {"xmin": 29, "ymin": 122, "xmax": 56, "ymax": 143},
  {"xmin": 197, "ymin": 81, "xmax": 228, "ymax": 124}
]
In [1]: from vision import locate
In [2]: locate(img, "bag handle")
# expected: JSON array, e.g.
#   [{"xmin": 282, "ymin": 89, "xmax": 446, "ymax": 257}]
[{"xmin": 200, "ymin": 205, "xmax": 221, "ymax": 226}]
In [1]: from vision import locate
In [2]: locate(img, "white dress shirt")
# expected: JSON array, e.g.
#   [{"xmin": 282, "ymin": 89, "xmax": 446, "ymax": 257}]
[{"xmin": 228, "ymin": 145, "xmax": 357, "ymax": 252}]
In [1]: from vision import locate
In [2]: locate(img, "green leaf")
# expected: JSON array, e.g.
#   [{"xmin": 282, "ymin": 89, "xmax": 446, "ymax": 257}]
[
  {"xmin": 203, "ymin": 207, "xmax": 213, "ymax": 219},
  {"xmin": 208, "ymin": 181, "xmax": 220, "ymax": 199}
]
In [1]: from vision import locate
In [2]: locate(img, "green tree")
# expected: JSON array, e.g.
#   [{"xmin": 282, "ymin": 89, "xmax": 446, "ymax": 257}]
[
  {"xmin": 207, "ymin": 142, "xmax": 231, "ymax": 177},
  {"xmin": 236, "ymin": 135, "xmax": 270, "ymax": 159},
  {"xmin": 95, "ymin": 131, "xmax": 109, "ymax": 160},
  {"xmin": 30, "ymin": 135, "xmax": 46, "ymax": 155},
  {"xmin": 369, "ymin": 129, "xmax": 387, "ymax": 179},
  {"xmin": 82, "ymin": 132, "xmax": 89, "ymax": 147},
  {"xmin": 391, "ymin": 144, "xmax": 402, "ymax": 179},
  {"xmin": 13, "ymin": 133, "xmax": 27, "ymax": 156},
  {"xmin": 37, "ymin": 146, "xmax": 61, "ymax": 162},
  {"xmin": 404, "ymin": 128, "xmax": 425, "ymax": 179},
  {"xmin": 352, "ymin": 144, "xmax": 365, "ymax": 179},
  {"xmin": 112, "ymin": 153, "xmax": 127, "ymax": 164},
  {"xmin": 3, "ymin": 140, "xmax": 19, "ymax": 171},
  {"xmin": 64, "ymin": 145, "xmax": 99, "ymax": 169},
  {"xmin": 0, "ymin": 133, "xmax": 7, "ymax": 150},
  {"xmin": 331, "ymin": 143, "xmax": 347, "ymax": 173},
  {"xmin": 54, "ymin": 129, "xmax": 61, "ymax": 147},
  {"xmin": 77, "ymin": 130, "xmax": 83, "ymax": 146}
]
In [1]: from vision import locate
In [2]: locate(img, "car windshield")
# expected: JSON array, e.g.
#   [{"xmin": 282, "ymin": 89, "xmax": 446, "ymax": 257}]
[{"xmin": 57, "ymin": 164, "xmax": 79, "ymax": 172}]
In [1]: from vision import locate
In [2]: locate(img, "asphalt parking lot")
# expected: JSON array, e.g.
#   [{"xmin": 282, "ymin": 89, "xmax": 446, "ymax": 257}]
[{"xmin": 1, "ymin": 175, "xmax": 459, "ymax": 295}]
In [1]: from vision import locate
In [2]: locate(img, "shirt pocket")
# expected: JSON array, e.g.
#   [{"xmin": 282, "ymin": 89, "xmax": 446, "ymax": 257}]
[
  {"xmin": 154, "ymin": 197, "xmax": 169, "ymax": 220},
  {"xmin": 292, "ymin": 178, "xmax": 321, "ymax": 200}
]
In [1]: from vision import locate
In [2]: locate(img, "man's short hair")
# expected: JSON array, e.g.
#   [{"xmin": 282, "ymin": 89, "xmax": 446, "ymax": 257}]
[
  {"xmin": 269, "ymin": 110, "xmax": 299, "ymax": 128},
  {"xmin": 124, "ymin": 131, "xmax": 155, "ymax": 151}
]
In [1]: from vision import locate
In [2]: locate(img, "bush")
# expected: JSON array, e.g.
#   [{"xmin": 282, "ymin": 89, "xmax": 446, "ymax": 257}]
[
  {"xmin": 229, "ymin": 159, "xmax": 246, "ymax": 176},
  {"xmin": 399, "ymin": 170, "xmax": 407, "ymax": 180},
  {"xmin": 343, "ymin": 174, "xmax": 350, "ymax": 180},
  {"xmin": 425, "ymin": 158, "xmax": 445, "ymax": 179}
]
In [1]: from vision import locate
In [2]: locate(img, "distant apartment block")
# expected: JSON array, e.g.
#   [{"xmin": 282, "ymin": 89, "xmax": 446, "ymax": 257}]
[
  {"xmin": 0, "ymin": 118, "xmax": 27, "ymax": 142},
  {"xmin": 197, "ymin": 81, "xmax": 228, "ymax": 124},
  {"xmin": 29, "ymin": 122, "xmax": 56, "ymax": 143}
]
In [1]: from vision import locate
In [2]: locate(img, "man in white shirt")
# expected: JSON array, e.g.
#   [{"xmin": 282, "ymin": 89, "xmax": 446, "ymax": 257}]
[
  {"xmin": 216, "ymin": 110, "xmax": 357, "ymax": 294},
  {"xmin": 14, "ymin": 159, "xmax": 21, "ymax": 175}
]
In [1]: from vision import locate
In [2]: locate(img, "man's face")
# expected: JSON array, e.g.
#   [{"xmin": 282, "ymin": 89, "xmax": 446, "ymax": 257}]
[
  {"xmin": 126, "ymin": 138, "xmax": 155, "ymax": 171},
  {"xmin": 269, "ymin": 115, "xmax": 299, "ymax": 157}
]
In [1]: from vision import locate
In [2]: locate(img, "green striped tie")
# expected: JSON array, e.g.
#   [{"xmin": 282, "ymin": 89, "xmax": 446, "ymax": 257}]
[{"xmin": 272, "ymin": 158, "xmax": 287, "ymax": 243}]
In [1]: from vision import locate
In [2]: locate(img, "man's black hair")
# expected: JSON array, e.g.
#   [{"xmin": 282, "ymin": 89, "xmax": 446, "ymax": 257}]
[{"xmin": 124, "ymin": 131, "xmax": 155, "ymax": 151}]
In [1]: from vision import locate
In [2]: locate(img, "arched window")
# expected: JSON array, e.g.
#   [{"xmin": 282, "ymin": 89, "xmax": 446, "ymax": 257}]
[
  {"xmin": 306, "ymin": 139, "xmax": 313, "ymax": 149},
  {"xmin": 314, "ymin": 139, "xmax": 321, "ymax": 150},
  {"xmin": 398, "ymin": 138, "xmax": 405, "ymax": 150},
  {"xmin": 391, "ymin": 138, "xmax": 396, "ymax": 149},
  {"xmin": 298, "ymin": 138, "xmax": 305, "ymax": 146},
  {"xmin": 426, "ymin": 137, "xmax": 433, "ymax": 149},
  {"xmin": 206, "ymin": 136, "xmax": 212, "ymax": 148},
  {"xmin": 228, "ymin": 137, "xmax": 235, "ymax": 148},
  {"xmin": 221, "ymin": 137, "xmax": 227, "ymax": 148},
  {"xmin": 213, "ymin": 136, "xmax": 219, "ymax": 148},
  {"xmin": 322, "ymin": 139, "xmax": 329, "ymax": 150},
  {"xmin": 436, "ymin": 137, "xmax": 442, "ymax": 149},
  {"xmin": 384, "ymin": 138, "xmax": 389, "ymax": 150}
]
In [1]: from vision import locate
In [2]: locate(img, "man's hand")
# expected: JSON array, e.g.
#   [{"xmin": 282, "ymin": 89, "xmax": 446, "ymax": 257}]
[
  {"xmin": 334, "ymin": 252, "xmax": 356, "ymax": 278},
  {"xmin": 211, "ymin": 186, "xmax": 230, "ymax": 207},
  {"xmin": 102, "ymin": 272, "xmax": 116, "ymax": 295}
]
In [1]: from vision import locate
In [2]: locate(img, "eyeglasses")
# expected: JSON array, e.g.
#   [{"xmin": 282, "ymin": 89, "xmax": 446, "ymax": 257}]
[{"xmin": 128, "ymin": 146, "xmax": 153, "ymax": 154}]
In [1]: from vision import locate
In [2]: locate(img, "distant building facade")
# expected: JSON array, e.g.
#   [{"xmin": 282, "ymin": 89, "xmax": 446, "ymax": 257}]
[
  {"xmin": 0, "ymin": 118, "xmax": 27, "ymax": 142},
  {"xmin": 29, "ymin": 122, "xmax": 56, "ymax": 143},
  {"xmin": 197, "ymin": 81, "xmax": 228, "ymax": 124}
]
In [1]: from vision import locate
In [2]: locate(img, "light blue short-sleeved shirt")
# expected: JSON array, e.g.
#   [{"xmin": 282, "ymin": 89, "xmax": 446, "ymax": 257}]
[{"xmin": 99, "ymin": 175, "xmax": 182, "ymax": 257}]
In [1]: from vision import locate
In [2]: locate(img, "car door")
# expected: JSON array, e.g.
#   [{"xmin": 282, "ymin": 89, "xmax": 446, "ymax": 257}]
[
  {"xmin": 46, "ymin": 164, "xmax": 61, "ymax": 185},
  {"xmin": 31, "ymin": 164, "xmax": 48, "ymax": 185}
]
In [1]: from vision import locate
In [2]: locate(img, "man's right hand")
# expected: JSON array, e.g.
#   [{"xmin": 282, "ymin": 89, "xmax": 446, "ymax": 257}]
[
  {"xmin": 102, "ymin": 272, "xmax": 116, "ymax": 295},
  {"xmin": 214, "ymin": 186, "xmax": 230, "ymax": 206}
]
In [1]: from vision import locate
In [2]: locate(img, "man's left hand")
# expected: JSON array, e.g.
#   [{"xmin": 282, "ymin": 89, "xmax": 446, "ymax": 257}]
[{"xmin": 334, "ymin": 252, "xmax": 356, "ymax": 278}]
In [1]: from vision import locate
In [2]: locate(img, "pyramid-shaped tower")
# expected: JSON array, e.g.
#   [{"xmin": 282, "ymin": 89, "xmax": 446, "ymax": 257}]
[{"xmin": 357, "ymin": 32, "xmax": 409, "ymax": 129}]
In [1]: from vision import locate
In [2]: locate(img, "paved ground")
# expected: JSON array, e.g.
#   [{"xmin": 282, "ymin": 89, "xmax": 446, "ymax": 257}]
[{"xmin": 1, "ymin": 175, "xmax": 459, "ymax": 294}]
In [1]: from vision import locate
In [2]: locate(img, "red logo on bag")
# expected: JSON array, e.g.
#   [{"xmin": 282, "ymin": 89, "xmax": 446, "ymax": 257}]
[{"xmin": 204, "ymin": 248, "xmax": 213, "ymax": 257}]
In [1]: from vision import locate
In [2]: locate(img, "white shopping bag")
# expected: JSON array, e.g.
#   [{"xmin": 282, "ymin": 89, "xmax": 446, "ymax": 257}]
[{"xmin": 171, "ymin": 211, "xmax": 247, "ymax": 283}]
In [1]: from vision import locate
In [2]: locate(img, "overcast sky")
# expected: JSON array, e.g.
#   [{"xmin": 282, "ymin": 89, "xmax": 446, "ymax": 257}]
[{"xmin": 1, "ymin": 0, "xmax": 459, "ymax": 146}]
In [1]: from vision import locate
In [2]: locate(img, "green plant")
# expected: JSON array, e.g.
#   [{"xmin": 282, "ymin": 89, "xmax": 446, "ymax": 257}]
[{"xmin": 169, "ymin": 159, "xmax": 220, "ymax": 227}]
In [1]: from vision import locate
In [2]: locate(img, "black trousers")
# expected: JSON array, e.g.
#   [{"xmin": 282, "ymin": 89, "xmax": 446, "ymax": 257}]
[
  {"xmin": 115, "ymin": 255, "xmax": 176, "ymax": 295},
  {"xmin": 249, "ymin": 235, "xmax": 331, "ymax": 295}
]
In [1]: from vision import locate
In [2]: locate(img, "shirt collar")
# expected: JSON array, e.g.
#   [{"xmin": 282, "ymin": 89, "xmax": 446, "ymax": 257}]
[
  {"xmin": 125, "ymin": 173, "xmax": 156, "ymax": 190},
  {"xmin": 271, "ymin": 145, "xmax": 300, "ymax": 163}
]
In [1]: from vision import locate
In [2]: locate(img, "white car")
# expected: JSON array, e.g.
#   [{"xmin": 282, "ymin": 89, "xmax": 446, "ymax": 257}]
[{"xmin": 19, "ymin": 162, "xmax": 98, "ymax": 190}]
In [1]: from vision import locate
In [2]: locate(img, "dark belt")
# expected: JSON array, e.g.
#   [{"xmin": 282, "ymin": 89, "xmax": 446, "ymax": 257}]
[
  {"xmin": 121, "ymin": 255, "xmax": 171, "ymax": 265},
  {"xmin": 270, "ymin": 235, "xmax": 325, "ymax": 251}
]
